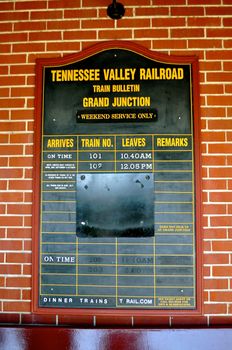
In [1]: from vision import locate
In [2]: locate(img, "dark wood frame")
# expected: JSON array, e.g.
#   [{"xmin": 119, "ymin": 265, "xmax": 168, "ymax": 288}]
[{"xmin": 32, "ymin": 40, "xmax": 202, "ymax": 316}]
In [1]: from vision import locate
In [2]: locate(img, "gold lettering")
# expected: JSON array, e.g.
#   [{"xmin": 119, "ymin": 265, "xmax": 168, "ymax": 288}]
[
  {"xmin": 47, "ymin": 138, "xmax": 74, "ymax": 148},
  {"xmin": 122, "ymin": 138, "xmax": 146, "ymax": 147},
  {"xmin": 156, "ymin": 137, "xmax": 189, "ymax": 147}
]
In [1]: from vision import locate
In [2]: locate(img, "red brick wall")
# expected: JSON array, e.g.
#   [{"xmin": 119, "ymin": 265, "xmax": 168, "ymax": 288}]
[{"xmin": 0, "ymin": 0, "xmax": 231, "ymax": 327}]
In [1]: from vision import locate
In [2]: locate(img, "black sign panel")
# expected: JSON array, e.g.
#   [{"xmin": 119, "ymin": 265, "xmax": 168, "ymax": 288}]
[{"xmin": 34, "ymin": 42, "xmax": 201, "ymax": 312}]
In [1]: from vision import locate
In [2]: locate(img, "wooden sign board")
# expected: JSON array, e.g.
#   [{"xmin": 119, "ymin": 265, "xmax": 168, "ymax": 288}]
[{"xmin": 33, "ymin": 41, "xmax": 202, "ymax": 315}]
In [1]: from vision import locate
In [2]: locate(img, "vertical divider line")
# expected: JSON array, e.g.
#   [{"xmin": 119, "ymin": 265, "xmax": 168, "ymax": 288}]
[
  {"xmin": 116, "ymin": 237, "xmax": 118, "ymax": 307},
  {"xmin": 152, "ymin": 134, "xmax": 156, "ymax": 306},
  {"xmin": 76, "ymin": 238, "xmax": 78, "ymax": 296},
  {"xmin": 114, "ymin": 135, "xmax": 117, "ymax": 172},
  {"xmin": 76, "ymin": 135, "xmax": 79, "ymax": 296}
]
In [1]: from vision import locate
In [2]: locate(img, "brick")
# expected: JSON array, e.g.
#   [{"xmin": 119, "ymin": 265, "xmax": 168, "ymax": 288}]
[
  {"xmin": 64, "ymin": 9, "xmax": 96, "ymax": 19},
  {"xmin": 0, "ymin": 192, "xmax": 23, "ymax": 202},
  {"xmin": 188, "ymin": 17, "xmax": 221, "ymax": 27},
  {"xmin": 0, "ymin": 204, "xmax": 6, "ymax": 214},
  {"xmin": 13, "ymin": 43, "xmax": 45, "ymax": 53},
  {"xmin": 29, "ymin": 31, "xmax": 62, "ymax": 41},
  {"xmin": 223, "ymin": 62, "xmax": 232, "ymax": 71},
  {"xmin": 10, "ymin": 133, "xmax": 33, "ymax": 144},
  {"xmin": 7, "ymin": 228, "xmax": 32, "ymax": 239},
  {"xmin": 134, "ymin": 316, "xmax": 169, "ymax": 327},
  {"xmin": 99, "ymin": 29, "xmax": 134, "ymax": 40},
  {"xmin": 201, "ymin": 84, "xmax": 224, "ymax": 94},
  {"xmin": 203, "ymin": 204, "xmax": 226, "ymax": 215},
  {"xmin": 136, "ymin": 7, "xmax": 169, "ymax": 16},
  {"xmin": 204, "ymin": 240, "xmax": 211, "ymax": 252},
  {"xmin": 0, "ymin": 313, "xmax": 20, "ymax": 324},
  {"xmin": 11, "ymin": 87, "xmax": 34, "ymax": 98},
  {"xmin": 47, "ymin": 20, "xmax": 80, "ymax": 30},
  {"xmin": 96, "ymin": 315, "xmax": 132, "ymax": 327},
  {"xmin": 206, "ymin": 50, "xmax": 232, "ymax": 60},
  {"xmin": 204, "ymin": 290, "xmax": 209, "ymax": 301},
  {"xmin": 0, "ymin": 43, "xmax": 10, "ymax": 53},
  {"xmin": 58, "ymin": 315, "xmax": 93, "ymax": 327},
  {"xmin": 213, "ymin": 266, "xmax": 232, "ymax": 277},
  {"xmin": 0, "ymin": 76, "xmax": 25, "ymax": 86},
  {"xmin": 14, "ymin": 21, "xmax": 46, "ymax": 32},
  {"xmin": 64, "ymin": 30, "xmax": 97, "ymax": 40},
  {"xmin": 202, "ymin": 155, "xmax": 226, "ymax": 166},
  {"xmin": 210, "ymin": 191, "xmax": 232, "ymax": 203},
  {"xmin": 152, "ymin": 39, "xmax": 187, "ymax": 50},
  {"xmin": 212, "ymin": 241, "xmax": 232, "ymax": 251},
  {"xmin": 24, "ymin": 192, "xmax": 33, "ymax": 202},
  {"xmin": 210, "ymin": 216, "xmax": 232, "ymax": 227},
  {"xmin": 0, "ymin": 169, "xmax": 23, "ymax": 180},
  {"xmin": 6, "ymin": 277, "xmax": 31, "ymax": 288},
  {"xmin": 207, "ymin": 28, "xmax": 232, "ymax": 38},
  {"xmin": 171, "ymin": 316, "xmax": 208, "ymax": 327},
  {"xmin": 0, "ymin": 277, "xmax": 4, "ymax": 287},
  {"xmin": 48, "ymin": 0, "xmax": 80, "ymax": 8},
  {"xmin": 0, "ymin": 33, "xmax": 27, "ymax": 43},
  {"xmin": 0, "ymin": 64, "xmax": 8, "ymax": 74},
  {"xmin": 0, "ymin": 12, "xmax": 29, "ymax": 21},
  {"xmin": 15, "ymin": 1, "xmax": 47, "ymax": 10},
  {"xmin": 0, "ymin": 181, "xmax": 7, "ymax": 191},
  {"xmin": 200, "ymin": 61, "xmax": 222, "ymax": 71},
  {"xmin": 22, "ymin": 314, "xmax": 56, "ymax": 325},
  {"xmin": 0, "ymin": 264, "xmax": 21, "ymax": 275},
  {"xmin": 22, "ymin": 265, "xmax": 31, "ymax": 275},
  {"xmin": 202, "ymin": 180, "xmax": 227, "ymax": 190},
  {"xmin": 9, "ymin": 157, "xmax": 33, "ymax": 167},
  {"xmin": 24, "ymin": 168, "xmax": 33, "ymax": 179},
  {"xmin": 201, "ymin": 107, "xmax": 226, "ymax": 118},
  {"xmin": 206, "ymin": 6, "xmax": 232, "ymax": 15},
  {"xmin": 82, "ymin": 19, "xmax": 115, "ymax": 29},
  {"xmin": 0, "ymin": 2, "xmax": 14, "ymax": 10},
  {"xmin": 225, "ymin": 40, "xmax": 232, "ymax": 49},
  {"xmin": 11, "ymin": 109, "xmax": 34, "ymax": 120},
  {"xmin": 208, "ymin": 143, "xmax": 232, "ymax": 154},
  {"xmin": 8, "ymin": 180, "xmax": 33, "ymax": 191},
  {"xmin": 207, "ymin": 72, "xmax": 232, "ymax": 82},
  {"xmin": 0, "ymin": 239, "xmax": 23, "ymax": 250},
  {"xmin": 6, "ymin": 252, "xmax": 31, "ymax": 264},
  {"xmin": 154, "ymin": 0, "xmax": 185, "ymax": 4},
  {"xmin": 223, "ymin": 18, "xmax": 232, "ymax": 27},
  {"xmin": 24, "ymin": 239, "xmax": 32, "ymax": 251},
  {"xmin": 190, "ymin": 39, "xmax": 222, "ymax": 49},
  {"xmin": 0, "ymin": 54, "xmax": 26, "ymax": 65},
  {"xmin": 225, "ymin": 85, "xmax": 232, "ymax": 94},
  {"xmin": 202, "ymin": 131, "xmax": 225, "ymax": 142},
  {"xmin": 7, "ymin": 204, "xmax": 32, "ymax": 215},
  {"xmin": 204, "ymin": 304, "xmax": 227, "ymax": 315},
  {"xmin": 0, "ymin": 22, "xmax": 12, "ymax": 31},
  {"xmin": 0, "ymin": 98, "xmax": 25, "ymax": 108},
  {"xmin": 151, "ymin": 17, "xmax": 186, "ymax": 27},
  {"xmin": 135, "ymin": 29, "xmax": 168, "ymax": 39},
  {"xmin": 3, "ymin": 301, "xmax": 31, "ymax": 313},
  {"xmin": 209, "ymin": 169, "xmax": 232, "ymax": 180},
  {"xmin": 172, "ymin": 6, "xmax": 204, "ymax": 16},
  {"xmin": 208, "ymin": 119, "xmax": 232, "ymax": 130},
  {"xmin": 0, "ymin": 88, "xmax": 10, "ymax": 97},
  {"xmin": 210, "ymin": 291, "xmax": 232, "ymax": 302},
  {"xmin": 0, "ymin": 145, "xmax": 24, "ymax": 156},
  {"xmin": 210, "ymin": 316, "xmax": 232, "ymax": 325},
  {"xmin": 171, "ymin": 28, "xmax": 204, "ymax": 38},
  {"xmin": 47, "ymin": 42, "xmax": 81, "ymax": 52},
  {"xmin": 204, "ymin": 254, "xmax": 229, "ymax": 265},
  {"xmin": 31, "ymin": 10, "xmax": 63, "ymax": 20}
]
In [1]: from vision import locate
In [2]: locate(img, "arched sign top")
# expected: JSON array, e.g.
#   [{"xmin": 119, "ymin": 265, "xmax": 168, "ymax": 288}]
[
  {"xmin": 36, "ymin": 40, "xmax": 199, "ymax": 67},
  {"xmin": 33, "ymin": 41, "xmax": 202, "ymax": 316}
]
